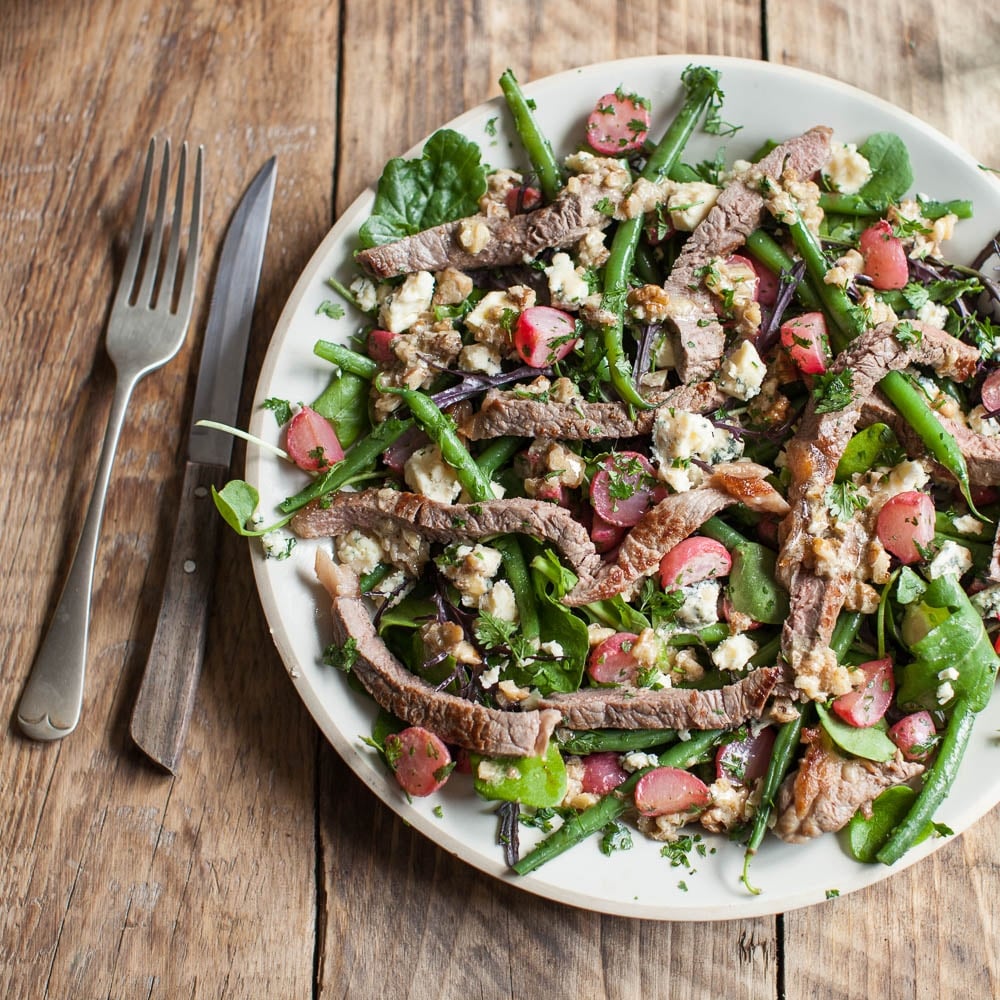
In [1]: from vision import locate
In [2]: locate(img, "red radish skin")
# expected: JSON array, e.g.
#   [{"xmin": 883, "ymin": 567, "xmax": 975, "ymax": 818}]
[
  {"xmin": 876, "ymin": 491, "xmax": 935, "ymax": 564},
  {"xmin": 634, "ymin": 767, "xmax": 711, "ymax": 817},
  {"xmin": 585, "ymin": 90, "xmax": 651, "ymax": 155},
  {"xmin": 780, "ymin": 311, "xmax": 830, "ymax": 375},
  {"xmin": 385, "ymin": 726, "xmax": 453, "ymax": 797},
  {"xmin": 505, "ymin": 185, "xmax": 542, "ymax": 215},
  {"xmin": 659, "ymin": 536, "xmax": 732, "ymax": 589},
  {"xmin": 590, "ymin": 510, "xmax": 627, "ymax": 553},
  {"xmin": 748, "ymin": 256, "xmax": 780, "ymax": 308},
  {"xmin": 366, "ymin": 328, "xmax": 398, "ymax": 364},
  {"xmin": 981, "ymin": 368, "xmax": 1000, "ymax": 413},
  {"xmin": 715, "ymin": 726, "xmax": 777, "ymax": 785},
  {"xmin": 831, "ymin": 657, "xmax": 895, "ymax": 727},
  {"xmin": 514, "ymin": 305, "xmax": 579, "ymax": 367},
  {"xmin": 285, "ymin": 405, "xmax": 345, "ymax": 472},
  {"xmin": 590, "ymin": 451, "xmax": 664, "ymax": 527},
  {"xmin": 859, "ymin": 219, "xmax": 909, "ymax": 290},
  {"xmin": 581, "ymin": 752, "xmax": 629, "ymax": 795},
  {"xmin": 587, "ymin": 632, "xmax": 641, "ymax": 685},
  {"xmin": 889, "ymin": 711, "xmax": 938, "ymax": 761}
]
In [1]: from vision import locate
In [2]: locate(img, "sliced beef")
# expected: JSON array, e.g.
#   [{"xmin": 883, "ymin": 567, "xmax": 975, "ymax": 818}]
[
  {"xmin": 356, "ymin": 175, "xmax": 621, "ymax": 279},
  {"xmin": 772, "ymin": 728, "xmax": 924, "ymax": 843},
  {"xmin": 459, "ymin": 381, "xmax": 726, "ymax": 441},
  {"xmin": 776, "ymin": 320, "xmax": 976, "ymax": 697},
  {"xmin": 293, "ymin": 488, "xmax": 604, "ymax": 582},
  {"xmin": 861, "ymin": 392, "xmax": 1000, "ymax": 488},
  {"xmin": 664, "ymin": 127, "xmax": 834, "ymax": 382},
  {"xmin": 315, "ymin": 551, "xmax": 562, "ymax": 756},
  {"xmin": 565, "ymin": 462, "xmax": 788, "ymax": 605},
  {"xmin": 535, "ymin": 666, "xmax": 780, "ymax": 731}
]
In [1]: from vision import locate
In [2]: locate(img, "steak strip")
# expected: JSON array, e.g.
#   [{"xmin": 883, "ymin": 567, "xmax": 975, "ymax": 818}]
[
  {"xmin": 356, "ymin": 173, "xmax": 622, "ymax": 279},
  {"xmin": 777, "ymin": 320, "xmax": 978, "ymax": 693},
  {"xmin": 535, "ymin": 666, "xmax": 781, "ymax": 731},
  {"xmin": 459, "ymin": 381, "xmax": 726, "ymax": 441},
  {"xmin": 664, "ymin": 126, "xmax": 834, "ymax": 382},
  {"xmin": 293, "ymin": 465, "xmax": 787, "ymax": 605},
  {"xmin": 772, "ymin": 728, "xmax": 924, "ymax": 843},
  {"xmin": 316, "ymin": 551, "xmax": 562, "ymax": 756}
]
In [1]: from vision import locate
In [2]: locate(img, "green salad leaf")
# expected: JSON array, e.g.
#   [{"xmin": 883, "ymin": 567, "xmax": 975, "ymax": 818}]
[
  {"xmin": 855, "ymin": 132, "xmax": 913, "ymax": 208},
  {"xmin": 816, "ymin": 703, "xmax": 898, "ymax": 763},
  {"xmin": 358, "ymin": 129, "xmax": 488, "ymax": 248},
  {"xmin": 472, "ymin": 740, "xmax": 568, "ymax": 808}
]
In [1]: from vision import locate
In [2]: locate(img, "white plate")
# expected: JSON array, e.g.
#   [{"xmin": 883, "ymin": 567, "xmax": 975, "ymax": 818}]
[{"xmin": 247, "ymin": 54, "xmax": 1000, "ymax": 920}]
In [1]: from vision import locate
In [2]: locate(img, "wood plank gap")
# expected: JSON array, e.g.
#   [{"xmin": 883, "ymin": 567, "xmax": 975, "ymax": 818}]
[
  {"xmin": 775, "ymin": 910, "xmax": 786, "ymax": 999},
  {"xmin": 312, "ymin": 740, "xmax": 327, "ymax": 998},
  {"xmin": 760, "ymin": 0, "xmax": 770, "ymax": 61},
  {"xmin": 330, "ymin": 0, "xmax": 348, "ymax": 224}
]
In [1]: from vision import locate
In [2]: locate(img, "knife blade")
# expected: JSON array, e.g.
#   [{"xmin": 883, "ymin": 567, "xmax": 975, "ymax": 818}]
[{"xmin": 130, "ymin": 156, "xmax": 276, "ymax": 773}]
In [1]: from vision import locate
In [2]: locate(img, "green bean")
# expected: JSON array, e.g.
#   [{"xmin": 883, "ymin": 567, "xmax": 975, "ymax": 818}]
[
  {"xmin": 359, "ymin": 562, "xmax": 393, "ymax": 593},
  {"xmin": 787, "ymin": 212, "xmax": 981, "ymax": 515},
  {"xmin": 475, "ymin": 435, "xmax": 524, "ymax": 479},
  {"xmin": 601, "ymin": 66, "xmax": 723, "ymax": 410},
  {"xmin": 876, "ymin": 697, "xmax": 975, "ymax": 865},
  {"xmin": 743, "ymin": 230, "xmax": 821, "ymax": 310},
  {"xmin": 816, "ymin": 192, "xmax": 972, "ymax": 220},
  {"xmin": 513, "ymin": 729, "xmax": 724, "ymax": 875},
  {"xmin": 314, "ymin": 339, "xmax": 378, "ymax": 379},
  {"xmin": 556, "ymin": 728, "xmax": 677, "ymax": 755},
  {"xmin": 739, "ymin": 611, "xmax": 862, "ymax": 893},
  {"xmin": 498, "ymin": 69, "xmax": 563, "ymax": 203},
  {"xmin": 278, "ymin": 416, "xmax": 413, "ymax": 514}
]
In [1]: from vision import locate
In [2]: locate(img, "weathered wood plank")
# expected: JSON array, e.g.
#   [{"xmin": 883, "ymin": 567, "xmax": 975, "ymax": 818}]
[
  {"xmin": 0, "ymin": 0, "xmax": 337, "ymax": 994},
  {"xmin": 323, "ymin": 3, "xmax": 776, "ymax": 998},
  {"xmin": 769, "ymin": 1, "xmax": 1000, "ymax": 997}
]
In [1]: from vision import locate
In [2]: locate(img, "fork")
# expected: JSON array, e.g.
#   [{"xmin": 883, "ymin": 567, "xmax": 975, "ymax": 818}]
[{"xmin": 17, "ymin": 138, "xmax": 203, "ymax": 741}]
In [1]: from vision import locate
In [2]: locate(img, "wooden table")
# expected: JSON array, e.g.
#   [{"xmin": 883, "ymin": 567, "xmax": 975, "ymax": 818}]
[{"xmin": 4, "ymin": 1, "xmax": 1000, "ymax": 996}]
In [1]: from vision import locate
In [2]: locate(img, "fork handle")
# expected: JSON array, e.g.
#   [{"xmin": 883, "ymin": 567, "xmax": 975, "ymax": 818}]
[{"xmin": 17, "ymin": 374, "xmax": 139, "ymax": 740}]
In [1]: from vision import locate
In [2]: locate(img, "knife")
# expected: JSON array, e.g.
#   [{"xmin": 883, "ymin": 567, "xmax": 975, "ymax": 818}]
[{"xmin": 130, "ymin": 156, "xmax": 277, "ymax": 773}]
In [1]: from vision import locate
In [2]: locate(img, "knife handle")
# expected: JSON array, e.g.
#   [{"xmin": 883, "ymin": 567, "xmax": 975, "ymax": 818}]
[{"xmin": 130, "ymin": 459, "xmax": 228, "ymax": 773}]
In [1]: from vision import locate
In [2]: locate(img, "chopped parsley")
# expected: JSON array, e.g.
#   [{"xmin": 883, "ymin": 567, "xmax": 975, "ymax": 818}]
[
  {"xmin": 261, "ymin": 396, "xmax": 293, "ymax": 426},
  {"xmin": 316, "ymin": 299, "xmax": 346, "ymax": 320},
  {"xmin": 824, "ymin": 481, "xmax": 870, "ymax": 521},
  {"xmin": 324, "ymin": 637, "xmax": 358, "ymax": 673},
  {"xmin": 813, "ymin": 369, "xmax": 855, "ymax": 414}
]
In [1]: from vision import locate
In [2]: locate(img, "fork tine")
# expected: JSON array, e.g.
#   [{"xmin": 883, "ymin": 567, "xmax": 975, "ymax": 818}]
[
  {"xmin": 174, "ymin": 144, "xmax": 204, "ymax": 324},
  {"xmin": 117, "ymin": 138, "xmax": 157, "ymax": 304},
  {"xmin": 154, "ymin": 142, "xmax": 187, "ymax": 310},
  {"xmin": 135, "ymin": 138, "xmax": 171, "ymax": 307}
]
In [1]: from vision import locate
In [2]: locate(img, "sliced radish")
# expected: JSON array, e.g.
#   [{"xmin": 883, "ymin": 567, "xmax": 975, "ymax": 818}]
[
  {"xmin": 659, "ymin": 536, "xmax": 732, "ymax": 590},
  {"xmin": 590, "ymin": 510, "xmax": 627, "ymax": 553},
  {"xmin": 725, "ymin": 254, "xmax": 761, "ymax": 300},
  {"xmin": 514, "ymin": 305, "xmax": 579, "ymax": 367},
  {"xmin": 876, "ymin": 491, "xmax": 935, "ymax": 564},
  {"xmin": 580, "ymin": 752, "xmax": 629, "ymax": 795},
  {"xmin": 748, "ymin": 256, "xmax": 780, "ymax": 308},
  {"xmin": 634, "ymin": 767, "xmax": 711, "ymax": 817},
  {"xmin": 590, "ymin": 451, "xmax": 663, "ymax": 527},
  {"xmin": 831, "ymin": 657, "xmax": 895, "ymax": 727},
  {"xmin": 981, "ymin": 368, "xmax": 1000, "ymax": 413},
  {"xmin": 385, "ymin": 726, "xmax": 453, "ymax": 797},
  {"xmin": 715, "ymin": 726, "xmax": 777, "ymax": 785},
  {"xmin": 505, "ymin": 185, "xmax": 542, "ymax": 215},
  {"xmin": 889, "ymin": 711, "xmax": 938, "ymax": 761},
  {"xmin": 366, "ymin": 328, "xmax": 398, "ymax": 364},
  {"xmin": 585, "ymin": 90, "xmax": 651, "ymax": 155},
  {"xmin": 780, "ymin": 311, "xmax": 830, "ymax": 375},
  {"xmin": 859, "ymin": 219, "xmax": 909, "ymax": 290},
  {"xmin": 587, "ymin": 632, "xmax": 641, "ymax": 685},
  {"xmin": 285, "ymin": 405, "xmax": 345, "ymax": 472}
]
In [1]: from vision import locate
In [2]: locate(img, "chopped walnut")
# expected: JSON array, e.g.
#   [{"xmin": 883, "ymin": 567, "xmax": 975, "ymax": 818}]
[
  {"xmin": 627, "ymin": 284, "xmax": 672, "ymax": 322},
  {"xmin": 458, "ymin": 218, "xmax": 491, "ymax": 255},
  {"xmin": 420, "ymin": 620, "xmax": 481, "ymax": 666},
  {"xmin": 433, "ymin": 267, "xmax": 473, "ymax": 306}
]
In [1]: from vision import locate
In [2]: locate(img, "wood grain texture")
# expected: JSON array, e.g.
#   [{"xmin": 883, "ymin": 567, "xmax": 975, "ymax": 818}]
[
  {"xmin": 1, "ymin": 0, "xmax": 336, "ymax": 995},
  {"xmin": 3, "ymin": 0, "xmax": 1000, "ymax": 997}
]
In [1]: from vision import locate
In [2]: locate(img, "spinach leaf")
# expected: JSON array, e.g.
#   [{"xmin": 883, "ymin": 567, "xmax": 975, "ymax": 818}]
[
  {"xmin": 897, "ymin": 573, "xmax": 1000, "ymax": 714},
  {"xmin": 312, "ymin": 370, "xmax": 370, "ymax": 448},
  {"xmin": 358, "ymin": 129, "xmax": 488, "ymax": 248},
  {"xmin": 472, "ymin": 740, "xmax": 568, "ymax": 808},
  {"xmin": 855, "ymin": 132, "xmax": 913, "ymax": 208},
  {"xmin": 816, "ymin": 703, "xmax": 897, "ymax": 763},
  {"xmin": 728, "ymin": 540, "xmax": 789, "ymax": 625},
  {"xmin": 846, "ymin": 785, "xmax": 927, "ymax": 862}
]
